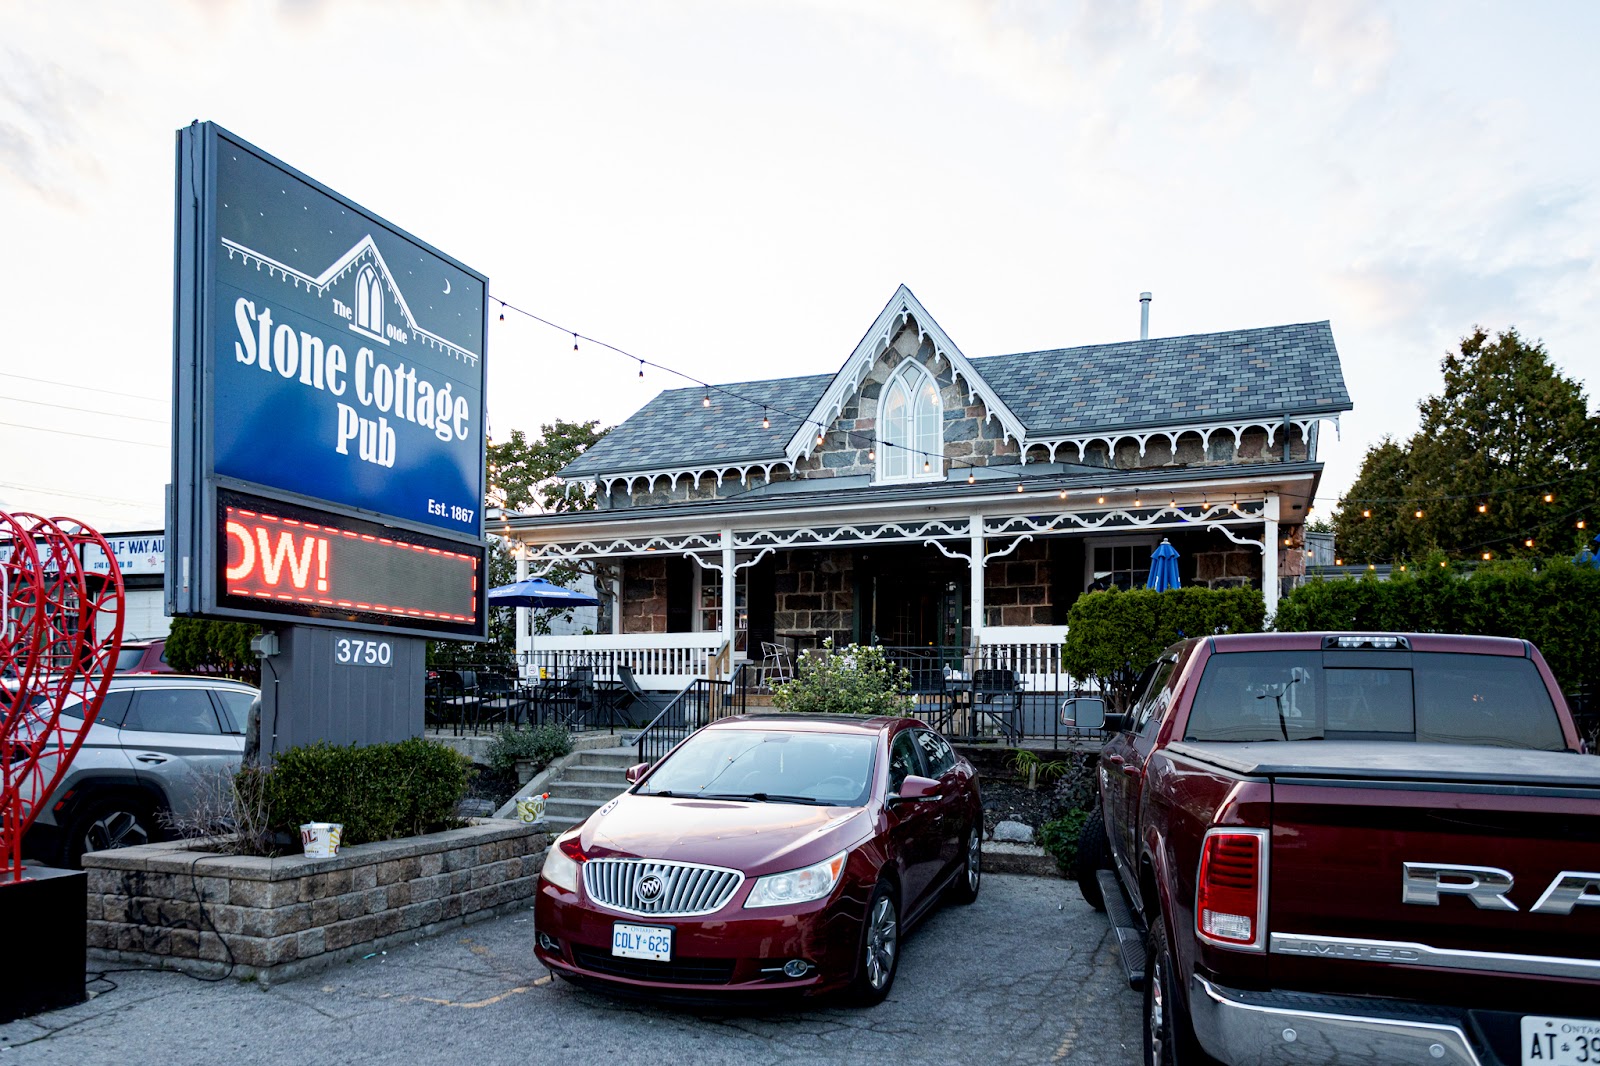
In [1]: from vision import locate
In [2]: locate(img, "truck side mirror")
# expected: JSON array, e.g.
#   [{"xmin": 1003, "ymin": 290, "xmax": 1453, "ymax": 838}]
[
  {"xmin": 1061, "ymin": 696, "xmax": 1106, "ymax": 730},
  {"xmin": 1102, "ymin": 711, "xmax": 1128, "ymax": 733}
]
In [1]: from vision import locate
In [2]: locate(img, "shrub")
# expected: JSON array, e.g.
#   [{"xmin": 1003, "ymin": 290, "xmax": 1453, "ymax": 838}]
[
  {"xmin": 163, "ymin": 617, "xmax": 261, "ymax": 684},
  {"xmin": 1037, "ymin": 808, "xmax": 1092, "ymax": 877},
  {"xmin": 1274, "ymin": 556, "xmax": 1600, "ymax": 701},
  {"xmin": 1043, "ymin": 751, "xmax": 1100, "ymax": 821},
  {"xmin": 255, "ymin": 738, "xmax": 471, "ymax": 846},
  {"xmin": 1063, "ymin": 586, "xmax": 1265, "ymax": 710},
  {"xmin": 771, "ymin": 639, "xmax": 913, "ymax": 717},
  {"xmin": 486, "ymin": 723, "xmax": 573, "ymax": 776}
]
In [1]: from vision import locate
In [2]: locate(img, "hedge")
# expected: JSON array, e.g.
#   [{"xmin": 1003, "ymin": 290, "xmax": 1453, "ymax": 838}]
[
  {"xmin": 1273, "ymin": 557, "xmax": 1600, "ymax": 699},
  {"xmin": 1062, "ymin": 586, "xmax": 1266, "ymax": 710},
  {"xmin": 255, "ymin": 738, "xmax": 471, "ymax": 846}
]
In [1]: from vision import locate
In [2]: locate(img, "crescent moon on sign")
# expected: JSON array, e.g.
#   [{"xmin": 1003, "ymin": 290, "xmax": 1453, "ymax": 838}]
[{"xmin": 443, "ymin": 278, "xmax": 452, "ymax": 295}]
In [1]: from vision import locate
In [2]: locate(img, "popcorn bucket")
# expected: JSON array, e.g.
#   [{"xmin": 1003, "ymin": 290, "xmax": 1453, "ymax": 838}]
[
  {"xmin": 515, "ymin": 793, "xmax": 549, "ymax": 824},
  {"xmin": 300, "ymin": 822, "xmax": 343, "ymax": 858}
]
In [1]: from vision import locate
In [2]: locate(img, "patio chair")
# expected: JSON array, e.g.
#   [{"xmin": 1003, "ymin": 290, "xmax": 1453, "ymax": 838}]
[
  {"xmin": 971, "ymin": 668, "xmax": 1023, "ymax": 743},
  {"xmin": 759, "ymin": 641, "xmax": 793, "ymax": 690},
  {"xmin": 475, "ymin": 672, "xmax": 524, "ymax": 732},
  {"xmin": 610, "ymin": 665, "xmax": 648, "ymax": 723}
]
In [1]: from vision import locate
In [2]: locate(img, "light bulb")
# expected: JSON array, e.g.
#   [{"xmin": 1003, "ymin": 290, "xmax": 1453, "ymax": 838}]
[{"xmin": 967, "ymin": 473, "xmax": 975, "ymax": 485}]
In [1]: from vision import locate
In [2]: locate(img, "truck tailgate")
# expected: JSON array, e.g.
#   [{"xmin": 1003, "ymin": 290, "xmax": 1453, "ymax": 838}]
[{"xmin": 1247, "ymin": 743, "xmax": 1600, "ymax": 1007}]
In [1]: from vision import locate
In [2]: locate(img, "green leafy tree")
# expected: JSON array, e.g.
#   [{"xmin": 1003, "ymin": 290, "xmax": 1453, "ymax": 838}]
[
  {"xmin": 164, "ymin": 617, "xmax": 260, "ymax": 685},
  {"xmin": 1335, "ymin": 328, "xmax": 1599, "ymax": 563},
  {"xmin": 771, "ymin": 640, "xmax": 913, "ymax": 717}
]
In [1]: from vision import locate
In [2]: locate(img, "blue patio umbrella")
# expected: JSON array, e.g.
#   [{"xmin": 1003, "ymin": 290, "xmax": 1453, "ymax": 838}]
[
  {"xmin": 1146, "ymin": 538, "xmax": 1181, "ymax": 591},
  {"xmin": 486, "ymin": 577, "xmax": 600, "ymax": 608}
]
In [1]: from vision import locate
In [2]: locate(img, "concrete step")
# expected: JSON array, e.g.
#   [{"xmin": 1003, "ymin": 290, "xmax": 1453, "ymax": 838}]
[
  {"xmin": 562, "ymin": 765, "xmax": 630, "ymax": 785},
  {"xmin": 574, "ymin": 748, "xmax": 639, "ymax": 769},
  {"xmin": 550, "ymin": 781, "xmax": 629, "ymax": 802},
  {"xmin": 543, "ymin": 814, "xmax": 589, "ymax": 833},
  {"xmin": 545, "ymin": 795, "xmax": 608, "ymax": 815}
]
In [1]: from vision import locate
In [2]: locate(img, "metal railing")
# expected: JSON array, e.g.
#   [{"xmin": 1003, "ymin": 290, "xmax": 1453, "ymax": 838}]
[
  {"xmin": 635, "ymin": 678, "xmax": 732, "ymax": 766},
  {"xmin": 727, "ymin": 644, "xmax": 1107, "ymax": 750}
]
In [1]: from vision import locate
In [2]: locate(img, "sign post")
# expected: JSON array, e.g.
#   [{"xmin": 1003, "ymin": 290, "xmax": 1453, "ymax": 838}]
[{"xmin": 168, "ymin": 122, "xmax": 488, "ymax": 752}]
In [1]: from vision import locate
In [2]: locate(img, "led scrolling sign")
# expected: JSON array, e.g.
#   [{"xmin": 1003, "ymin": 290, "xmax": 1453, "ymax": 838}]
[{"xmin": 218, "ymin": 492, "xmax": 481, "ymax": 638}]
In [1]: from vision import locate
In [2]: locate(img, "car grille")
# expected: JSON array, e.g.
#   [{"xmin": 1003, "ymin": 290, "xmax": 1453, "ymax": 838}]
[
  {"xmin": 570, "ymin": 946, "xmax": 736, "ymax": 985},
  {"xmin": 582, "ymin": 858, "xmax": 744, "ymax": 917}
]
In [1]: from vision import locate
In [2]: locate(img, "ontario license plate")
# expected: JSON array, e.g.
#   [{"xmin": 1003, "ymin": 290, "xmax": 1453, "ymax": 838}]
[
  {"xmin": 1522, "ymin": 1015, "xmax": 1600, "ymax": 1065},
  {"xmin": 612, "ymin": 922, "xmax": 672, "ymax": 962}
]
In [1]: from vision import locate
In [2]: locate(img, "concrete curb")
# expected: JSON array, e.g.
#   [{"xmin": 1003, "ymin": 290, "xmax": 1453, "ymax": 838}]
[{"xmin": 982, "ymin": 841, "xmax": 1061, "ymax": 878}]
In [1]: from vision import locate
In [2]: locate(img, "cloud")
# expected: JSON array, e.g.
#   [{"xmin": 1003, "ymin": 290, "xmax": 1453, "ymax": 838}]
[{"xmin": 0, "ymin": 47, "xmax": 104, "ymax": 205}]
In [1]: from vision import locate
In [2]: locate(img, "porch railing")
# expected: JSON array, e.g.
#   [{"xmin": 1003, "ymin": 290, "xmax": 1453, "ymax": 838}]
[
  {"xmin": 635, "ymin": 678, "xmax": 733, "ymax": 765},
  {"xmin": 522, "ymin": 633, "xmax": 724, "ymax": 689}
]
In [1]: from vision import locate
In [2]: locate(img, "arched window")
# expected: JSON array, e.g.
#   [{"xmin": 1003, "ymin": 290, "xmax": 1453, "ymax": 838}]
[
  {"xmin": 355, "ymin": 266, "xmax": 384, "ymax": 335},
  {"xmin": 878, "ymin": 361, "xmax": 942, "ymax": 482}
]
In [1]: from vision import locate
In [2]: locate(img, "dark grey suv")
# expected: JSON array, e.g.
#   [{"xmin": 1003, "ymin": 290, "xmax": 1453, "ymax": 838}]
[{"xmin": 23, "ymin": 675, "xmax": 259, "ymax": 868}]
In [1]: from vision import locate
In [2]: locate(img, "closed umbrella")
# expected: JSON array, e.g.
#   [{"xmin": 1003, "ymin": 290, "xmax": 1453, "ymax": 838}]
[
  {"xmin": 1575, "ymin": 535, "xmax": 1600, "ymax": 570},
  {"xmin": 486, "ymin": 577, "xmax": 600, "ymax": 608},
  {"xmin": 1145, "ymin": 539, "xmax": 1181, "ymax": 591}
]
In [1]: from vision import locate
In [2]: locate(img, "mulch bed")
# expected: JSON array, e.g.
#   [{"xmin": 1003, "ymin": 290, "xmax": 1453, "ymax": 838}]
[{"xmin": 978, "ymin": 775, "xmax": 1060, "ymax": 837}]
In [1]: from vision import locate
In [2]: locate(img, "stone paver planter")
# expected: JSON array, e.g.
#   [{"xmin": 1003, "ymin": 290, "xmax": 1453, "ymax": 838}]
[{"xmin": 82, "ymin": 820, "xmax": 549, "ymax": 985}]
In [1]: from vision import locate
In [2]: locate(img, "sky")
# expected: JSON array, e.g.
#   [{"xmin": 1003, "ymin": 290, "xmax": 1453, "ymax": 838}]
[{"xmin": 2, "ymin": 0, "xmax": 1597, "ymax": 534}]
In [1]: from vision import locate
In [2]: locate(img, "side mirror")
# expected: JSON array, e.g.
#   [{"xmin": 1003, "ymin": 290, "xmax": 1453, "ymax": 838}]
[
  {"xmin": 1061, "ymin": 696, "xmax": 1106, "ymax": 730},
  {"xmin": 624, "ymin": 762, "xmax": 650, "ymax": 784},
  {"xmin": 1102, "ymin": 712, "xmax": 1129, "ymax": 733},
  {"xmin": 889, "ymin": 774, "xmax": 942, "ymax": 805}
]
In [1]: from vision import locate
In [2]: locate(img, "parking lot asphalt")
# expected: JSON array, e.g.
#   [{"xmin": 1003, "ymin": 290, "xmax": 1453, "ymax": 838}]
[{"xmin": 0, "ymin": 874, "xmax": 1140, "ymax": 1066}]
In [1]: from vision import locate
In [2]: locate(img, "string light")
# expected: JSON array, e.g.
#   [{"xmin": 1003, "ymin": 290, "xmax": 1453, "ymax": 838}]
[
  {"xmin": 1439, "ymin": 560, "xmax": 1447, "ymax": 567},
  {"xmin": 1134, "ymin": 498, "xmax": 1142, "ymax": 507},
  {"xmin": 573, "ymin": 332, "xmax": 579, "ymax": 352},
  {"xmin": 1059, "ymin": 489, "xmax": 1068, "ymax": 500},
  {"xmin": 1362, "ymin": 509, "xmax": 1372, "ymax": 518},
  {"xmin": 761, "ymin": 408, "xmax": 769, "ymax": 429},
  {"xmin": 1097, "ymin": 496, "xmax": 1105, "ymax": 504},
  {"xmin": 1335, "ymin": 557, "xmax": 1343, "ymax": 566},
  {"xmin": 638, "ymin": 359, "xmax": 645, "ymax": 378},
  {"xmin": 967, "ymin": 472, "xmax": 975, "ymax": 485},
  {"xmin": 1477, "ymin": 503, "xmax": 1487, "ymax": 513},
  {"xmin": 1016, "ymin": 483, "xmax": 1025, "ymax": 493},
  {"xmin": 703, "ymin": 392, "xmax": 711, "ymax": 408},
  {"xmin": 1544, "ymin": 493, "xmax": 1555, "ymax": 503},
  {"xmin": 923, "ymin": 458, "xmax": 931, "ymax": 472},
  {"xmin": 1483, "ymin": 552, "xmax": 1492, "ymax": 560},
  {"xmin": 869, "ymin": 446, "xmax": 876, "ymax": 461},
  {"xmin": 1414, "ymin": 509, "xmax": 1424, "ymax": 519},
  {"xmin": 1525, "ymin": 538, "xmax": 1535, "ymax": 548},
  {"xmin": 816, "ymin": 429, "xmax": 825, "ymax": 446},
  {"xmin": 1580, "ymin": 520, "xmax": 1589, "ymax": 530}
]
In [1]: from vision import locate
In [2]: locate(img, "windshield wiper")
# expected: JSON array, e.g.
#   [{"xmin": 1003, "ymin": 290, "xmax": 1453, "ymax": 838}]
[{"xmin": 699, "ymin": 792, "xmax": 826, "ymax": 805}]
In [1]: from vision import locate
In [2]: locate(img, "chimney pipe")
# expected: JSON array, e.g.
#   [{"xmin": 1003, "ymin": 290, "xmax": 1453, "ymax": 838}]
[{"xmin": 1139, "ymin": 292, "xmax": 1152, "ymax": 340}]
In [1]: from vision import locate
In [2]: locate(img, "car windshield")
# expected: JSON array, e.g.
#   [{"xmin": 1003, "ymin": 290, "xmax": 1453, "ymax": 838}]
[
  {"xmin": 636, "ymin": 728, "xmax": 878, "ymax": 806},
  {"xmin": 114, "ymin": 648, "xmax": 148, "ymax": 671},
  {"xmin": 1184, "ymin": 650, "xmax": 1567, "ymax": 750}
]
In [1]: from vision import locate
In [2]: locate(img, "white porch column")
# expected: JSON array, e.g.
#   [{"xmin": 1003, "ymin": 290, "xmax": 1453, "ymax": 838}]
[
  {"xmin": 1262, "ymin": 494, "xmax": 1281, "ymax": 618},
  {"xmin": 611, "ymin": 569, "xmax": 622, "ymax": 636},
  {"xmin": 720, "ymin": 528, "xmax": 736, "ymax": 647},
  {"xmin": 514, "ymin": 547, "xmax": 530, "ymax": 670},
  {"xmin": 968, "ymin": 514, "xmax": 984, "ymax": 637}
]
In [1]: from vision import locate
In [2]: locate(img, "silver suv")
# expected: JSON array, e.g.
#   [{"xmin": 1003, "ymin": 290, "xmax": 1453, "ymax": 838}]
[{"xmin": 22, "ymin": 675, "xmax": 259, "ymax": 867}]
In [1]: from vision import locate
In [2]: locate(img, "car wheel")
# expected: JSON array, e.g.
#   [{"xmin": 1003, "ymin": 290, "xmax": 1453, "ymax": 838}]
[
  {"xmin": 1144, "ymin": 918, "xmax": 1218, "ymax": 1066},
  {"xmin": 1076, "ymin": 804, "xmax": 1112, "ymax": 911},
  {"xmin": 64, "ymin": 794, "xmax": 162, "ymax": 869},
  {"xmin": 947, "ymin": 825, "xmax": 981, "ymax": 905},
  {"xmin": 846, "ymin": 880, "xmax": 900, "ymax": 1006}
]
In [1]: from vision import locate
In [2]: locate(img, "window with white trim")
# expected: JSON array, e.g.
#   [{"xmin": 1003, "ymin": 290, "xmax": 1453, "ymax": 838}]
[
  {"xmin": 1084, "ymin": 537, "xmax": 1159, "ymax": 593},
  {"xmin": 355, "ymin": 265, "xmax": 384, "ymax": 336},
  {"xmin": 877, "ymin": 361, "xmax": 943, "ymax": 482}
]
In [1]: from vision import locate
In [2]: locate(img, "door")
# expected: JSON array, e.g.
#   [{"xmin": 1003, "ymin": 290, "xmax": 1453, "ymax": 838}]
[
  {"xmin": 913, "ymin": 729, "xmax": 965, "ymax": 877},
  {"xmin": 121, "ymin": 686, "xmax": 245, "ymax": 825},
  {"xmin": 1105, "ymin": 657, "xmax": 1176, "ymax": 877},
  {"xmin": 885, "ymin": 729, "xmax": 941, "ymax": 910}
]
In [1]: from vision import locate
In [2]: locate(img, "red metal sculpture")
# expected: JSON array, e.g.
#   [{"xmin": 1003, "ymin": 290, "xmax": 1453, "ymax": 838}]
[{"xmin": 0, "ymin": 513, "xmax": 125, "ymax": 880}]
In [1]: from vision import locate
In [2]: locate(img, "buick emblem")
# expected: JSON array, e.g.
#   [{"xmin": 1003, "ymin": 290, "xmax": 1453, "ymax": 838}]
[{"xmin": 635, "ymin": 874, "xmax": 665, "ymax": 904}]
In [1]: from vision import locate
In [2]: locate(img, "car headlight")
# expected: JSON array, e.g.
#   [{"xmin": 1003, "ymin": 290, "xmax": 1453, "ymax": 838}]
[
  {"xmin": 541, "ymin": 834, "xmax": 582, "ymax": 893},
  {"xmin": 744, "ymin": 850, "xmax": 849, "ymax": 908}
]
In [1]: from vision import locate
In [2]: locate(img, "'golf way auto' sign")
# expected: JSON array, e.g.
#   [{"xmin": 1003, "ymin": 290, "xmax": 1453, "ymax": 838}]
[{"xmin": 169, "ymin": 122, "xmax": 488, "ymax": 639}]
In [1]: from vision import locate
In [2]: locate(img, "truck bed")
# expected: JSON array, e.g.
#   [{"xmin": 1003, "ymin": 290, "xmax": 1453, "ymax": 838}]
[{"xmin": 1168, "ymin": 740, "xmax": 1600, "ymax": 788}]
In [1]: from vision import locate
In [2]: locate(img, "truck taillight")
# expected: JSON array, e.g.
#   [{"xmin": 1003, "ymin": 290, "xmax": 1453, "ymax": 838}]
[{"xmin": 1196, "ymin": 828, "xmax": 1269, "ymax": 952}]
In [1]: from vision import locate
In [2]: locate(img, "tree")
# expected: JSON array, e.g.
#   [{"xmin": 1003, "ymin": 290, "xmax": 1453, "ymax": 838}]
[
  {"xmin": 1334, "ymin": 328, "xmax": 1600, "ymax": 562},
  {"xmin": 487, "ymin": 419, "xmax": 607, "ymax": 515},
  {"xmin": 164, "ymin": 617, "xmax": 260, "ymax": 685}
]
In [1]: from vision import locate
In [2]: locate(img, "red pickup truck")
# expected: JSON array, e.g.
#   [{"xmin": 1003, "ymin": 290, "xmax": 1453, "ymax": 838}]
[{"xmin": 1078, "ymin": 632, "xmax": 1600, "ymax": 1066}]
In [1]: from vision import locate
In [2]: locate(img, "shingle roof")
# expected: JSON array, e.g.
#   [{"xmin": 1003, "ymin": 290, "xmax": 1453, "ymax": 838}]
[
  {"xmin": 561, "ymin": 373, "xmax": 832, "ymax": 478},
  {"xmin": 559, "ymin": 321, "xmax": 1350, "ymax": 479},
  {"xmin": 974, "ymin": 321, "xmax": 1349, "ymax": 436}
]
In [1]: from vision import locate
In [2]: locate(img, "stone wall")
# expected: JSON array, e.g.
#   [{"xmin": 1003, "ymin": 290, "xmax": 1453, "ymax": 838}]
[
  {"xmin": 620, "ymin": 557, "xmax": 669, "ymax": 634},
  {"xmin": 773, "ymin": 550, "xmax": 853, "ymax": 645},
  {"xmin": 83, "ymin": 820, "xmax": 549, "ymax": 985},
  {"xmin": 983, "ymin": 538, "xmax": 1055, "ymax": 626}
]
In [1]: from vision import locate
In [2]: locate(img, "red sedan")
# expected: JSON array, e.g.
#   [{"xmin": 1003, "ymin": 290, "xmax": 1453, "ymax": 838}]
[{"xmin": 534, "ymin": 714, "xmax": 983, "ymax": 1004}]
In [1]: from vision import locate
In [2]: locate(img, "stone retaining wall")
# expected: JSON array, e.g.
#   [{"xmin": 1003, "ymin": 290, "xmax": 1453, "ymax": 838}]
[{"xmin": 82, "ymin": 819, "xmax": 549, "ymax": 985}]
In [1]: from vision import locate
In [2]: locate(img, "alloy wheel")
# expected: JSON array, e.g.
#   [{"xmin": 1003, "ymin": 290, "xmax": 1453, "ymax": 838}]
[
  {"xmin": 85, "ymin": 810, "xmax": 149, "ymax": 853},
  {"xmin": 864, "ymin": 895, "xmax": 898, "ymax": 990},
  {"xmin": 1147, "ymin": 951, "xmax": 1167, "ymax": 1064},
  {"xmin": 966, "ymin": 831, "xmax": 981, "ymax": 891}
]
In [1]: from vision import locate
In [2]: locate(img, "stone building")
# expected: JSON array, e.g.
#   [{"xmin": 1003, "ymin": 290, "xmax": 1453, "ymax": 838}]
[{"xmin": 503, "ymin": 286, "xmax": 1350, "ymax": 689}]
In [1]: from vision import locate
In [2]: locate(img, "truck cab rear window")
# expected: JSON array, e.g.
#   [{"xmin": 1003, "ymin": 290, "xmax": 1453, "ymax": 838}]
[{"xmin": 1184, "ymin": 651, "xmax": 1566, "ymax": 750}]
